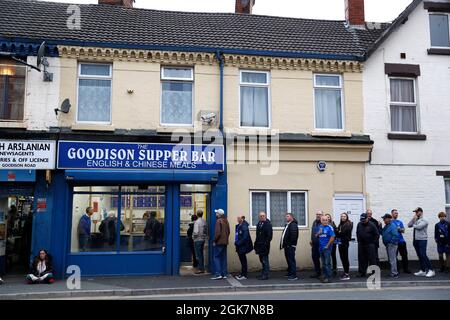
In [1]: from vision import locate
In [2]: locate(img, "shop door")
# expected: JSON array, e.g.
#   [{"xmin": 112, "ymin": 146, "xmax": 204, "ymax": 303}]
[
  {"xmin": 179, "ymin": 185, "xmax": 211, "ymax": 275},
  {"xmin": 333, "ymin": 195, "xmax": 365, "ymax": 270}
]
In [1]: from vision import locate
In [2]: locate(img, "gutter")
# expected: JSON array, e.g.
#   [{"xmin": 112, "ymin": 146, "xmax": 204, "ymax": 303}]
[{"xmin": 0, "ymin": 37, "xmax": 366, "ymax": 62}]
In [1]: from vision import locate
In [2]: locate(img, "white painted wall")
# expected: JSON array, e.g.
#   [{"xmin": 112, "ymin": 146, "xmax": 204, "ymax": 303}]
[
  {"xmin": 24, "ymin": 56, "xmax": 60, "ymax": 130},
  {"xmin": 364, "ymin": 1, "xmax": 450, "ymax": 261}
]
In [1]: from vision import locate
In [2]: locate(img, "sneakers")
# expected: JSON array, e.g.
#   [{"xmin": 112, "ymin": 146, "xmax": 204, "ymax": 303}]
[
  {"xmin": 0, "ymin": 277, "xmax": 4, "ymax": 285},
  {"xmin": 287, "ymin": 276, "xmax": 298, "ymax": 281},
  {"xmin": 210, "ymin": 276, "xmax": 224, "ymax": 280},
  {"xmin": 425, "ymin": 270, "xmax": 436, "ymax": 278},
  {"xmin": 235, "ymin": 275, "xmax": 247, "ymax": 281},
  {"xmin": 194, "ymin": 270, "xmax": 205, "ymax": 275},
  {"xmin": 340, "ymin": 274, "xmax": 351, "ymax": 281},
  {"xmin": 389, "ymin": 274, "xmax": 399, "ymax": 279},
  {"xmin": 414, "ymin": 270, "xmax": 427, "ymax": 277}
]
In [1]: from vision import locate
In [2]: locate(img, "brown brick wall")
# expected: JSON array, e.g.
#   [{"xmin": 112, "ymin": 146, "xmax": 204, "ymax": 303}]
[{"xmin": 345, "ymin": 0, "xmax": 365, "ymax": 25}]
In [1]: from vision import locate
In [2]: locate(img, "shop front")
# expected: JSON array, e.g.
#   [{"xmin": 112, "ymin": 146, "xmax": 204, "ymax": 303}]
[{"xmin": 49, "ymin": 141, "xmax": 226, "ymax": 277}]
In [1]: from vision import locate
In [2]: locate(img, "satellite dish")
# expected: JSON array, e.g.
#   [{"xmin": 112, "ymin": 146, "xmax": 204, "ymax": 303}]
[
  {"xmin": 54, "ymin": 99, "xmax": 71, "ymax": 116},
  {"xmin": 37, "ymin": 41, "xmax": 46, "ymax": 69}
]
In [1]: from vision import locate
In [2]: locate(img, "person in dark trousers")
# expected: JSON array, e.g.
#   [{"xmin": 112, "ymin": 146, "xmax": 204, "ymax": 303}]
[
  {"xmin": 187, "ymin": 214, "xmax": 199, "ymax": 270},
  {"xmin": 381, "ymin": 213, "xmax": 400, "ymax": 278},
  {"xmin": 435, "ymin": 212, "xmax": 450, "ymax": 273},
  {"xmin": 310, "ymin": 211, "xmax": 323, "ymax": 279},
  {"xmin": 211, "ymin": 209, "xmax": 230, "ymax": 280},
  {"xmin": 356, "ymin": 213, "xmax": 379, "ymax": 277},
  {"xmin": 408, "ymin": 207, "xmax": 435, "ymax": 278},
  {"xmin": 280, "ymin": 213, "xmax": 299, "ymax": 281},
  {"xmin": 366, "ymin": 209, "xmax": 382, "ymax": 266},
  {"xmin": 77, "ymin": 207, "xmax": 93, "ymax": 252},
  {"xmin": 325, "ymin": 213, "xmax": 338, "ymax": 276},
  {"xmin": 316, "ymin": 215, "xmax": 335, "ymax": 283},
  {"xmin": 144, "ymin": 211, "xmax": 163, "ymax": 246},
  {"xmin": 254, "ymin": 211, "xmax": 273, "ymax": 280},
  {"xmin": 193, "ymin": 210, "xmax": 207, "ymax": 274},
  {"xmin": 336, "ymin": 212, "xmax": 353, "ymax": 281},
  {"xmin": 99, "ymin": 211, "xmax": 124, "ymax": 247},
  {"xmin": 234, "ymin": 216, "xmax": 253, "ymax": 280},
  {"xmin": 391, "ymin": 209, "xmax": 411, "ymax": 273},
  {"xmin": 26, "ymin": 250, "xmax": 54, "ymax": 284}
]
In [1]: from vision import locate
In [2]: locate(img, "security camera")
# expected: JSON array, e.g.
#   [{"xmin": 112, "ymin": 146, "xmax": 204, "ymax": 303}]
[{"xmin": 200, "ymin": 112, "xmax": 217, "ymax": 125}]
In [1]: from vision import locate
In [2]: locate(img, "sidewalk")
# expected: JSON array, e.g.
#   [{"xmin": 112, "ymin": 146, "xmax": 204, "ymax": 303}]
[{"xmin": 1, "ymin": 270, "xmax": 449, "ymax": 300}]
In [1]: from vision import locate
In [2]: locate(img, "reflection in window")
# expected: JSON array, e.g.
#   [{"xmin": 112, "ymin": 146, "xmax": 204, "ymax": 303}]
[{"xmin": 71, "ymin": 186, "xmax": 165, "ymax": 253}]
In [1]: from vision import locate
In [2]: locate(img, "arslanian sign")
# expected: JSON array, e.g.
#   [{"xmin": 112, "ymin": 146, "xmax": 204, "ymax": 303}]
[
  {"xmin": 57, "ymin": 141, "xmax": 225, "ymax": 171},
  {"xmin": 0, "ymin": 140, "xmax": 56, "ymax": 170}
]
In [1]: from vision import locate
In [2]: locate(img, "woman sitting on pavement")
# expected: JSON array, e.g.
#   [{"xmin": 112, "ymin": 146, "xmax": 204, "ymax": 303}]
[{"xmin": 26, "ymin": 249, "xmax": 55, "ymax": 284}]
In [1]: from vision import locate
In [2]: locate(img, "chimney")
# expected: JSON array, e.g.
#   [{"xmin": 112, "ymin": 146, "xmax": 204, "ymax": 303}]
[
  {"xmin": 98, "ymin": 0, "xmax": 134, "ymax": 8},
  {"xmin": 235, "ymin": 0, "xmax": 256, "ymax": 14},
  {"xmin": 345, "ymin": 0, "xmax": 365, "ymax": 27}
]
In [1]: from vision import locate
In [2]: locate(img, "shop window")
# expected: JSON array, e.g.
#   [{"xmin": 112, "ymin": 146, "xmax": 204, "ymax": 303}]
[
  {"xmin": 240, "ymin": 70, "xmax": 270, "ymax": 128},
  {"xmin": 77, "ymin": 63, "xmax": 112, "ymax": 123},
  {"xmin": 314, "ymin": 74, "xmax": 343, "ymax": 130},
  {"xmin": 389, "ymin": 78, "xmax": 418, "ymax": 133},
  {"xmin": 0, "ymin": 60, "xmax": 26, "ymax": 121},
  {"xmin": 250, "ymin": 191, "xmax": 308, "ymax": 228},
  {"xmin": 160, "ymin": 67, "xmax": 194, "ymax": 126},
  {"xmin": 445, "ymin": 179, "xmax": 450, "ymax": 217},
  {"xmin": 71, "ymin": 186, "xmax": 165, "ymax": 253}
]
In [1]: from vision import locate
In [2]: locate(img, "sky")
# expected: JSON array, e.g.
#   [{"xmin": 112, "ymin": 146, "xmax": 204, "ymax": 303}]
[{"xmin": 38, "ymin": 0, "xmax": 414, "ymax": 22}]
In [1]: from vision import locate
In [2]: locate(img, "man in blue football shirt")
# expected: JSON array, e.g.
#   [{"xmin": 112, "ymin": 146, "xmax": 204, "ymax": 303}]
[
  {"xmin": 316, "ymin": 215, "xmax": 335, "ymax": 283},
  {"xmin": 391, "ymin": 209, "xmax": 411, "ymax": 274}
]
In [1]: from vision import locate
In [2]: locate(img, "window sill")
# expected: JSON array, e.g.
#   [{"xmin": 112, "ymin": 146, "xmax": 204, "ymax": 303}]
[
  {"xmin": 428, "ymin": 48, "xmax": 450, "ymax": 55},
  {"xmin": 157, "ymin": 126, "xmax": 195, "ymax": 134},
  {"xmin": 225, "ymin": 127, "xmax": 275, "ymax": 137},
  {"xmin": 310, "ymin": 131, "xmax": 352, "ymax": 138},
  {"xmin": 0, "ymin": 121, "xmax": 27, "ymax": 129},
  {"xmin": 71, "ymin": 124, "xmax": 116, "ymax": 132},
  {"xmin": 387, "ymin": 133, "xmax": 427, "ymax": 141}
]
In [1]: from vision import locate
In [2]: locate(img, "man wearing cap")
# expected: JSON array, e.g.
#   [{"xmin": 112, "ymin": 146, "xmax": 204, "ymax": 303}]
[
  {"xmin": 381, "ymin": 214, "xmax": 400, "ymax": 278},
  {"xmin": 211, "ymin": 209, "xmax": 230, "ymax": 280},
  {"xmin": 434, "ymin": 212, "xmax": 450, "ymax": 273},
  {"xmin": 356, "ymin": 213, "xmax": 379, "ymax": 277},
  {"xmin": 408, "ymin": 207, "xmax": 435, "ymax": 278},
  {"xmin": 391, "ymin": 209, "xmax": 411, "ymax": 274}
]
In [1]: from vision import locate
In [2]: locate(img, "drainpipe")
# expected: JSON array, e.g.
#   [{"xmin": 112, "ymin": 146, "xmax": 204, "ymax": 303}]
[{"xmin": 216, "ymin": 50, "xmax": 225, "ymax": 133}]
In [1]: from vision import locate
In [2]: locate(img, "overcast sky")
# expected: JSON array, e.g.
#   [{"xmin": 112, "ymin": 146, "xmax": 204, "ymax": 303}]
[{"xmin": 38, "ymin": 0, "xmax": 414, "ymax": 22}]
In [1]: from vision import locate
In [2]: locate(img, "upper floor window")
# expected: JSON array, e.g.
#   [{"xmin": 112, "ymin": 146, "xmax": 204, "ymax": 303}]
[
  {"xmin": 240, "ymin": 70, "xmax": 270, "ymax": 128},
  {"xmin": 0, "ymin": 61, "xmax": 26, "ymax": 121},
  {"xmin": 445, "ymin": 179, "xmax": 450, "ymax": 217},
  {"xmin": 389, "ymin": 78, "xmax": 417, "ymax": 133},
  {"xmin": 430, "ymin": 13, "xmax": 450, "ymax": 48},
  {"xmin": 77, "ymin": 63, "xmax": 112, "ymax": 123},
  {"xmin": 314, "ymin": 74, "xmax": 343, "ymax": 130},
  {"xmin": 161, "ymin": 67, "xmax": 194, "ymax": 126}
]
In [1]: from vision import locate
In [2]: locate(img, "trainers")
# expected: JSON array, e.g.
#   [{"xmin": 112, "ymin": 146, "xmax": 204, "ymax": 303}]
[
  {"xmin": 194, "ymin": 270, "xmax": 205, "ymax": 275},
  {"xmin": 221, "ymin": 275, "xmax": 228, "ymax": 280},
  {"xmin": 340, "ymin": 274, "xmax": 350, "ymax": 281},
  {"xmin": 389, "ymin": 274, "xmax": 399, "ymax": 279},
  {"xmin": 414, "ymin": 270, "xmax": 427, "ymax": 277},
  {"xmin": 425, "ymin": 270, "xmax": 436, "ymax": 278},
  {"xmin": 0, "ymin": 278, "xmax": 4, "ymax": 285},
  {"xmin": 288, "ymin": 276, "xmax": 298, "ymax": 281},
  {"xmin": 210, "ymin": 276, "xmax": 223, "ymax": 280},
  {"xmin": 236, "ymin": 275, "xmax": 247, "ymax": 280}
]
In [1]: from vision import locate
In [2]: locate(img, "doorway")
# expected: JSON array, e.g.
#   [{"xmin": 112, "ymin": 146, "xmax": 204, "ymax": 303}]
[
  {"xmin": 179, "ymin": 184, "xmax": 211, "ymax": 275},
  {"xmin": 333, "ymin": 194, "xmax": 365, "ymax": 270},
  {"xmin": 0, "ymin": 194, "xmax": 34, "ymax": 275}
]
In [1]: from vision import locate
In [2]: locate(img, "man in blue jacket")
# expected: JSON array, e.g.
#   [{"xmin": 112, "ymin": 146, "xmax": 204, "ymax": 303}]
[
  {"xmin": 391, "ymin": 209, "xmax": 411, "ymax": 274},
  {"xmin": 77, "ymin": 207, "xmax": 94, "ymax": 252},
  {"xmin": 381, "ymin": 213, "xmax": 400, "ymax": 278},
  {"xmin": 234, "ymin": 216, "xmax": 253, "ymax": 280},
  {"xmin": 435, "ymin": 212, "xmax": 450, "ymax": 273}
]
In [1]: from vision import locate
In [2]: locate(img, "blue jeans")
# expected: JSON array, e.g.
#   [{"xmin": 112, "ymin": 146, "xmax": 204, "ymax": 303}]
[
  {"xmin": 284, "ymin": 246, "xmax": 297, "ymax": 277},
  {"xmin": 311, "ymin": 242, "xmax": 321, "ymax": 275},
  {"xmin": 320, "ymin": 247, "xmax": 332, "ymax": 280},
  {"xmin": 213, "ymin": 245, "xmax": 227, "ymax": 277},
  {"xmin": 413, "ymin": 240, "xmax": 433, "ymax": 272},
  {"xmin": 78, "ymin": 234, "xmax": 89, "ymax": 252},
  {"xmin": 259, "ymin": 254, "xmax": 270, "ymax": 278},
  {"xmin": 194, "ymin": 241, "xmax": 205, "ymax": 271}
]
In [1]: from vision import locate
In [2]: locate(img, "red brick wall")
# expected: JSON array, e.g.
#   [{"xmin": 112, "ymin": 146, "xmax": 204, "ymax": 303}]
[
  {"xmin": 345, "ymin": 0, "xmax": 365, "ymax": 25},
  {"xmin": 235, "ymin": 0, "xmax": 255, "ymax": 14}
]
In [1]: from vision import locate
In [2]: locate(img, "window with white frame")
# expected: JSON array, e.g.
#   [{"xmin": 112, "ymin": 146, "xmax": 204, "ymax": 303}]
[
  {"xmin": 389, "ymin": 78, "xmax": 418, "ymax": 133},
  {"xmin": 250, "ymin": 191, "xmax": 307, "ymax": 228},
  {"xmin": 430, "ymin": 13, "xmax": 450, "ymax": 48},
  {"xmin": 445, "ymin": 179, "xmax": 450, "ymax": 217},
  {"xmin": 240, "ymin": 70, "xmax": 270, "ymax": 128},
  {"xmin": 77, "ymin": 63, "xmax": 112, "ymax": 123},
  {"xmin": 161, "ymin": 67, "xmax": 194, "ymax": 126},
  {"xmin": 314, "ymin": 74, "xmax": 344, "ymax": 130}
]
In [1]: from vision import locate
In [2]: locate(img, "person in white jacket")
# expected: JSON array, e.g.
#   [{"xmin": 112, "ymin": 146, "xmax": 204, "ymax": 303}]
[{"xmin": 408, "ymin": 207, "xmax": 435, "ymax": 278}]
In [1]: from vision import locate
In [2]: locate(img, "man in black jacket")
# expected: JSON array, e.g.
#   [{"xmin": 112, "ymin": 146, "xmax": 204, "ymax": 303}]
[
  {"xmin": 280, "ymin": 213, "xmax": 299, "ymax": 281},
  {"xmin": 254, "ymin": 211, "xmax": 273, "ymax": 280},
  {"xmin": 356, "ymin": 213, "xmax": 380, "ymax": 277}
]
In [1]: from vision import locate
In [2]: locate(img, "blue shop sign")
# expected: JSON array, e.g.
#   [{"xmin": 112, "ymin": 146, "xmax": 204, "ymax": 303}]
[{"xmin": 57, "ymin": 141, "xmax": 225, "ymax": 171}]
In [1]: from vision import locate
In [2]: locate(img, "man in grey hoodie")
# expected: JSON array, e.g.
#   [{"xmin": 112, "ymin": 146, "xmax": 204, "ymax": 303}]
[{"xmin": 408, "ymin": 207, "xmax": 435, "ymax": 278}]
